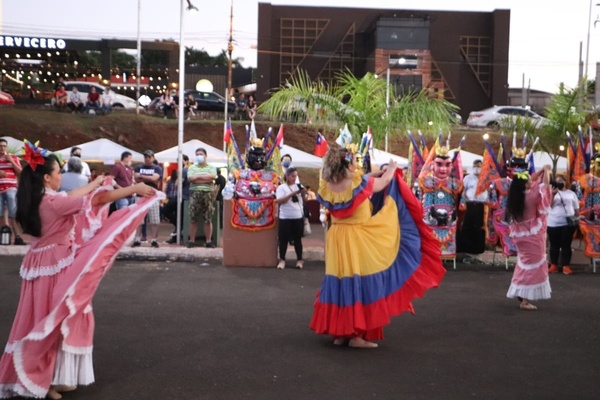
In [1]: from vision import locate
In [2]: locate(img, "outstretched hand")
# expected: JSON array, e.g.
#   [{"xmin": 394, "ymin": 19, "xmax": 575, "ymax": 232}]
[{"xmin": 134, "ymin": 182, "xmax": 155, "ymax": 197}]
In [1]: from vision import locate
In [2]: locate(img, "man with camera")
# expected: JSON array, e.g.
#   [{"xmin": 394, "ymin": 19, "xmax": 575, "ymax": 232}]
[{"xmin": 275, "ymin": 167, "xmax": 307, "ymax": 269}]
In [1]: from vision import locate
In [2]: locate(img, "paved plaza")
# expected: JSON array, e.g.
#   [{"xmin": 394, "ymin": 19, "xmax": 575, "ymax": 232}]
[{"xmin": 1, "ymin": 255, "xmax": 599, "ymax": 400}]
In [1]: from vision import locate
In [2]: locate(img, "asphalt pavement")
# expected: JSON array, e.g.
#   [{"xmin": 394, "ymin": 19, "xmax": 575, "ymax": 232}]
[{"xmin": 1, "ymin": 256, "xmax": 599, "ymax": 400}]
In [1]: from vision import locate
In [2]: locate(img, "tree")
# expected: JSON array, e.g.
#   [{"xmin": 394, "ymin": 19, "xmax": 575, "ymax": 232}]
[
  {"xmin": 539, "ymin": 82, "xmax": 590, "ymax": 174},
  {"xmin": 258, "ymin": 68, "xmax": 459, "ymax": 147}
]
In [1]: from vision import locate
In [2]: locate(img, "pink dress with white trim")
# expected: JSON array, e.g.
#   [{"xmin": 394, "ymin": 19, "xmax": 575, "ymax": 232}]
[
  {"xmin": 0, "ymin": 186, "xmax": 163, "ymax": 399},
  {"xmin": 506, "ymin": 179, "xmax": 552, "ymax": 300}
]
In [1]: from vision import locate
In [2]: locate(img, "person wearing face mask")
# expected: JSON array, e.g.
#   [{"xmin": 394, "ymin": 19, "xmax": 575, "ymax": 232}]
[
  {"xmin": 63, "ymin": 146, "xmax": 92, "ymax": 181},
  {"xmin": 457, "ymin": 159, "xmax": 489, "ymax": 256},
  {"xmin": 110, "ymin": 151, "xmax": 136, "ymax": 210},
  {"xmin": 187, "ymin": 148, "xmax": 217, "ymax": 248},
  {"xmin": 281, "ymin": 154, "xmax": 300, "ymax": 184},
  {"xmin": 547, "ymin": 174, "xmax": 580, "ymax": 275}
]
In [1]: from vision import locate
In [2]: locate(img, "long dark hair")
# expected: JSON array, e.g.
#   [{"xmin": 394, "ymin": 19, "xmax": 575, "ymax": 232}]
[
  {"xmin": 506, "ymin": 175, "xmax": 528, "ymax": 222},
  {"xmin": 16, "ymin": 154, "xmax": 59, "ymax": 237}
]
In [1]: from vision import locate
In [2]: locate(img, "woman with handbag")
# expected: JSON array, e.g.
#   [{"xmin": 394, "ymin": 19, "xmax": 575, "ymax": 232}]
[
  {"xmin": 547, "ymin": 174, "xmax": 580, "ymax": 275},
  {"xmin": 275, "ymin": 167, "xmax": 306, "ymax": 269}
]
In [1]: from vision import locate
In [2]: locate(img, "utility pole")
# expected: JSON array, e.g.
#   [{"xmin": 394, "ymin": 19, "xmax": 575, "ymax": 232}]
[{"xmin": 227, "ymin": 0, "xmax": 234, "ymax": 101}]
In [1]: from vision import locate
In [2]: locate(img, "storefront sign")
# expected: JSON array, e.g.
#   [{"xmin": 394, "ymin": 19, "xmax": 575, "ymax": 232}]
[{"xmin": 0, "ymin": 36, "xmax": 67, "ymax": 50}]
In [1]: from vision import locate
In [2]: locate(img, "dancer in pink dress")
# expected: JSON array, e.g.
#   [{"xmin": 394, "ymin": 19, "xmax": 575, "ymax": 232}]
[
  {"xmin": 505, "ymin": 154, "xmax": 552, "ymax": 311},
  {"xmin": 0, "ymin": 142, "xmax": 162, "ymax": 399}
]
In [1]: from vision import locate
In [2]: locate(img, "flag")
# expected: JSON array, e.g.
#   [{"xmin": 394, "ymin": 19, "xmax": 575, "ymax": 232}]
[
  {"xmin": 314, "ymin": 132, "xmax": 329, "ymax": 157},
  {"xmin": 336, "ymin": 124, "xmax": 352, "ymax": 147},
  {"xmin": 266, "ymin": 124, "xmax": 284, "ymax": 159},
  {"xmin": 476, "ymin": 146, "xmax": 501, "ymax": 196},
  {"xmin": 223, "ymin": 119, "xmax": 232, "ymax": 144},
  {"xmin": 418, "ymin": 137, "xmax": 440, "ymax": 181},
  {"xmin": 359, "ymin": 126, "xmax": 373, "ymax": 154},
  {"xmin": 249, "ymin": 119, "xmax": 258, "ymax": 141},
  {"xmin": 573, "ymin": 144, "xmax": 587, "ymax": 181}
]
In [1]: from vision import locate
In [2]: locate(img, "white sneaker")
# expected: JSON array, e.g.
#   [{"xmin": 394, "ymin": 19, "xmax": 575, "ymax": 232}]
[{"xmin": 276, "ymin": 260, "xmax": 285, "ymax": 270}]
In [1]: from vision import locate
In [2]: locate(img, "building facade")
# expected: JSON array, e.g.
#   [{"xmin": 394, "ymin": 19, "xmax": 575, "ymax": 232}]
[{"xmin": 257, "ymin": 4, "xmax": 510, "ymax": 118}]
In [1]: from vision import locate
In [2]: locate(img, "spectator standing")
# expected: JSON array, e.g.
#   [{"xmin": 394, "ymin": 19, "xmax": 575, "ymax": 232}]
[
  {"xmin": 458, "ymin": 159, "xmax": 488, "ymax": 256},
  {"xmin": 247, "ymin": 95, "xmax": 257, "ymax": 119},
  {"xmin": 235, "ymin": 93, "xmax": 248, "ymax": 120},
  {"xmin": 275, "ymin": 167, "xmax": 306, "ymax": 269},
  {"xmin": 0, "ymin": 138, "xmax": 25, "ymax": 245},
  {"xmin": 305, "ymin": 185, "xmax": 317, "ymax": 200},
  {"xmin": 547, "ymin": 174, "xmax": 579, "ymax": 275},
  {"xmin": 132, "ymin": 150, "xmax": 163, "ymax": 248},
  {"xmin": 110, "ymin": 151, "xmax": 135, "ymax": 210},
  {"xmin": 281, "ymin": 153, "xmax": 300, "ymax": 184},
  {"xmin": 59, "ymin": 157, "xmax": 89, "ymax": 192},
  {"xmin": 162, "ymin": 169, "xmax": 179, "ymax": 241},
  {"xmin": 184, "ymin": 93, "xmax": 197, "ymax": 120},
  {"xmin": 67, "ymin": 86, "xmax": 84, "ymax": 113},
  {"xmin": 63, "ymin": 147, "xmax": 92, "ymax": 181},
  {"xmin": 102, "ymin": 87, "xmax": 114, "ymax": 114},
  {"xmin": 187, "ymin": 148, "xmax": 216, "ymax": 248},
  {"xmin": 214, "ymin": 168, "xmax": 226, "ymax": 229},
  {"xmin": 85, "ymin": 87, "xmax": 102, "ymax": 113}
]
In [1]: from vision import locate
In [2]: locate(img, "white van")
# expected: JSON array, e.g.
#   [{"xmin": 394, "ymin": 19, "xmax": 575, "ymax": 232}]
[{"xmin": 56, "ymin": 81, "xmax": 138, "ymax": 109}]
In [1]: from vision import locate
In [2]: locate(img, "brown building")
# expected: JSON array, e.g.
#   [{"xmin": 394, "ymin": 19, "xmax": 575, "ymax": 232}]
[{"xmin": 257, "ymin": 4, "xmax": 510, "ymax": 119}]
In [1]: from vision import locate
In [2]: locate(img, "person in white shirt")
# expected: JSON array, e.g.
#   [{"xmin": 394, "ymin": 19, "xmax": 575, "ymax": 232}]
[
  {"xmin": 67, "ymin": 87, "xmax": 84, "ymax": 113},
  {"xmin": 275, "ymin": 167, "xmax": 306, "ymax": 270},
  {"xmin": 62, "ymin": 146, "xmax": 92, "ymax": 182},
  {"xmin": 102, "ymin": 87, "xmax": 114, "ymax": 114},
  {"xmin": 547, "ymin": 174, "xmax": 579, "ymax": 275},
  {"xmin": 457, "ymin": 159, "xmax": 488, "ymax": 256}
]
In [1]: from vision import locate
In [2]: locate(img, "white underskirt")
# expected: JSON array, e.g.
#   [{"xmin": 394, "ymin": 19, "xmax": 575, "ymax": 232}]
[{"xmin": 51, "ymin": 348, "xmax": 95, "ymax": 386}]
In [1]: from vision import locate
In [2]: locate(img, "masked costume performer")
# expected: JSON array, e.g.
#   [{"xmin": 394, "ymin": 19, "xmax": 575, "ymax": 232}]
[
  {"xmin": 0, "ymin": 141, "xmax": 162, "ymax": 399},
  {"xmin": 505, "ymin": 155, "xmax": 552, "ymax": 311},
  {"xmin": 417, "ymin": 145, "xmax": 463, "ymax": 259},
  {"xmin": 310, "ymin": 146, "xmax": 445, "ymax": 348},
  {"xmin": 577, "ymin": 150, "xmax": 600, "ymax": 257}
]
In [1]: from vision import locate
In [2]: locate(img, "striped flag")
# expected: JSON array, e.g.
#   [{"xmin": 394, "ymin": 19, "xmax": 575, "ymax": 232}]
[{"xmin": 314, "ymin": 131, "xmax": 329, "ymax": 157}]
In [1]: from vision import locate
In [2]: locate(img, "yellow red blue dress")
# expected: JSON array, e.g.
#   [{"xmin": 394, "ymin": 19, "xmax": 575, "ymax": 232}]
[{"xmin": 310, "ymin": 171, "xmax": 446, "ymax": 340}]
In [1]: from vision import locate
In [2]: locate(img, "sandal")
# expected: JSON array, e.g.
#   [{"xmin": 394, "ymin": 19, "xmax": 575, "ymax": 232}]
[{"xmin": 295, "ymin": 260, "xmax": 304, "ymax": 269}]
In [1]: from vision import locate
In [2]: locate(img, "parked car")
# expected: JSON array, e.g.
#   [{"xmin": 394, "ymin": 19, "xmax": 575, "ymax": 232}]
[
  {"xmin": 0, "ymin": 90, "xmax": 15, "ymax": 105},
  {"xmin": 466, "ymin": 105, "xmax": 548, "ymax": 128},
  {"xmin": 174, "ymin": 90, "xmax": 235, "ymax": 113},
  {"xmin": 53, "ymin": 81, "xmax": 138, "ymax": 109}
]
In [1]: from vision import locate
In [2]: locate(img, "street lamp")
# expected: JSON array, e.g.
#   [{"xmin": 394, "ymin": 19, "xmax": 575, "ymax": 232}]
[
  {"xmin": 584, "ymin": 1, "xmax": 600, "ymax": 79},
  {"xmin": 136, "ymin": 0, "xmax": 141, "ymax": 115},
  {"xmin": 176, "ymin": 0, "xmax": 198, "ymax": 245}
]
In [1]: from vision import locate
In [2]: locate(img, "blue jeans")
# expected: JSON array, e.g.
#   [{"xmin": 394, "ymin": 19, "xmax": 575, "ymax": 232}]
[
  {"xmin": 115, "ymin": 195, "xmax": 135, "ymax": 210},
  {"xmin": 0, "ymin": 188, "xmax": 17, "ymax": 218}
]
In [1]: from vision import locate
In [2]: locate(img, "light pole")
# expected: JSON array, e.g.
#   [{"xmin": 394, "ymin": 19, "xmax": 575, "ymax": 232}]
[
  {"xmin": 385, "ymin": 67, "xmax": 390, "ymax": 153},
  {"xmin": 176, "ymin": 0, "xmax": 198, "ymax": 245},
  {"xmin": 585, "ymin": 2, "xmax": 600, "ymax": 79}
]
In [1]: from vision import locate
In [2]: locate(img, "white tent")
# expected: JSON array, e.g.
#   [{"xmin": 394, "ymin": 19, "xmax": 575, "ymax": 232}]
[
  {"xmin": 155, "ymin": 139, "xmax": 228, "ymax": 166},
  {"xmin": 0, "ymin": 136, "xmax": 24, "ymax": 154},
  {"xmin": 55, "ymin": 138, "xmax": 144, "ymax": 165},
  {"xmin": 280, "ymin": 144, "xmax": 323, "ymax": 169},
  {"xmin": 458, "ymin": 150, "xmax": 484, "ymax": 171},
  {"xmin": 370, "ymin": 148, "xmax": 409, "ymax": 167},
  {"xmin": 532, "ymin": 151, "xmax": 568, "ymax": 171}
]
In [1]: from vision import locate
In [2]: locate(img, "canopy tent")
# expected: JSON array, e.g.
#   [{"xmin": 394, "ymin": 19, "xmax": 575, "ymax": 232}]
[
  {"xmin": 154, "ymin": 139, "xmax": 228, "ymax": 167},
  {"xmin": 370, "ymin": 148, "xmax": 409, "ymax": 168},
  {"xmin": 532, "ymin": 151, "xmax": 568, "ymax": 171},
  {"xmin": 280, "ymin": 144, "xmax": 323, "ymax": 169},
  {"xmin": 0, "ymin": 136, "xmax": 24, "ymax": 154},
  {"xmin": 55, "ymin": 138, "xmax": 144, "ymax": 165}
]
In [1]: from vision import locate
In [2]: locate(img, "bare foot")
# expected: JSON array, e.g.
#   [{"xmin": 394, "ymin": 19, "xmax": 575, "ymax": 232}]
[
  {"xmin": 348, "ymin": 337, "xmax": 378, "ymax": 349},
  {"xmin": 520, "ymin": 302, "xmax": 538, "ymax": 311},
  {"xmin": 47, "ymin": 388, "xmax": 62, "ymax": 400},
  {"xmin": 53, "ymin": 385, "xmax": 77, "ymax": 393}
]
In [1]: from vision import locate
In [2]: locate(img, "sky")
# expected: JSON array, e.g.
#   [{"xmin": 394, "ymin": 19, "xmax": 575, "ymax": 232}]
[{"xmin": 1, "ymin": 0, "xmax": 600, "ymax": 94}]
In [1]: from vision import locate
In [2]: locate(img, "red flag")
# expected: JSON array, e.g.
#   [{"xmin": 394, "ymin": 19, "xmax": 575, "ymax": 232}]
[
  {"xmin": 224, "ymin": 119, "xmax": 232, "ymax": 144},
  {"xmin": 476, "ymin": 148, "xmax": 500, "ymax": 196},
  {"xmin": 573, "ymin": 144, "xmax": 587, "ymax": 181},
  {"xmin": 274, "ymin": 124, "xmax": 284, "ymax": 148},
  {"xmin": 314, "ymin": 132, "xmax": 329, "ymax": 157}
]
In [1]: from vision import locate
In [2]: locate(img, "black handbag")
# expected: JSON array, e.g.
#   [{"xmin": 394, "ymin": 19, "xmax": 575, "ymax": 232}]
[{"xmin": 558, "ymin": 192, "xmax": 579, "ymax": 228}]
